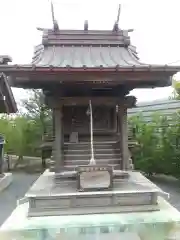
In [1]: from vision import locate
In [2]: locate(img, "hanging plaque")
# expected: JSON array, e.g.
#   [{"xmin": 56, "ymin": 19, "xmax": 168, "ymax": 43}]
[{"xmin": 77, "ymin": 166, "xmax": 113, "ymax": 191}]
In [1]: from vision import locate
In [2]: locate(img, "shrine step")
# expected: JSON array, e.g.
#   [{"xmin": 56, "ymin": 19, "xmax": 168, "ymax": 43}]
[
  {"xmin": 64, "ymin": 141, "xmax": 117, "ymax": 144},
  {"xmin": 64, "ymin": 153, "xmax": 121, "ymax": 161},
  {"xmin": 64, "ymin": 158, "xmax": 121, "ymax": 166},
  {"xmin": 64, "ymin": 148, "xmax": 120, "ymax": 154},
  {"xmin": 62, "ymin": 140, "xmax": 122, "ymax": 169},
  {"xmin": 64, "ymin": 141, "xmax": 117, "ymax": 150}
]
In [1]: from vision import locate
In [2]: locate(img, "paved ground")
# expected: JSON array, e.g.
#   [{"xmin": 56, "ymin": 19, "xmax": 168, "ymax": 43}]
[
  {"xmin": 0, "ymin": 173, "xmax": 180, "ymax": 226},
  {"xmin": 152, "ymin": 176, "xmax": 180, "ymax": 211},
  {"xmin": 0, "ymin": 173, "xmax": 39, "ymax": 226}
]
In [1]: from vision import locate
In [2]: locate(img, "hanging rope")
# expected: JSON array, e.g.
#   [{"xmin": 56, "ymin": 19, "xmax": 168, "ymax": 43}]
[{"xmin": 89, "ymin": 100, "xmax": 96, "ymax": 165}]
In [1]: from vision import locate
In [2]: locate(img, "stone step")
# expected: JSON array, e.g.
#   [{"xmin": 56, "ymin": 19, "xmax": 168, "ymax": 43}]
[
  {"xmin": 64, "ymin": 142, "xmax": 118, "ymax": 150},
  {"xmin": 64, "ymin": 153, "xmax": 122, "ymax": 161},
  {"xmin": 64, "ymin": 158, "xmax": 121, "ymax": 166}
]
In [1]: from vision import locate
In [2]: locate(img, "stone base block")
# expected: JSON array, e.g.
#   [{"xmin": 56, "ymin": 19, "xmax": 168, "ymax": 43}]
[
  {"xmin": 0, "ymin": 173, "xmax": 12, "ymax": 192},
  {"xmin": 26, "ymin": 170, "xmax": 168, "ymax": 217}
]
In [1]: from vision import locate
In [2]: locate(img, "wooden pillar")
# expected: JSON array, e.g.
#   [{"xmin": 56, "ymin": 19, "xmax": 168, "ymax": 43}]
[
  {"xmin": 0, "ymin": 145, "xmax": 3, "ymax": 174},
  {"xmin": 118, "ymin": 104, "xmax": 129, "ymax": 170},
  {"xmin": 53, "ymin": 106, "xmax": 63, "ymax": 171}
]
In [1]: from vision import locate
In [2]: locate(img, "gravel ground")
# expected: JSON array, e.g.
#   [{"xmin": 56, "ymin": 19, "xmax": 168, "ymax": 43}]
[{"xmin": 0, "ymin": 173, "xmax": 180, "ymax": 226}]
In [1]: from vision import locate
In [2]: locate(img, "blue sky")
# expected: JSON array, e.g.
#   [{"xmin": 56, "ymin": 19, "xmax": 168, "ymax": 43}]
[{"xmin": 0, "ymin": 0, "xmax": 179, "ymax": 104}]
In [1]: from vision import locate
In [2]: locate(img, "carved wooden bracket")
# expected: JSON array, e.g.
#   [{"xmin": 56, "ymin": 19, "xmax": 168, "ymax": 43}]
[{"xmin": 45, "ymin": 96, "xmax": 137, "ymax": 108}]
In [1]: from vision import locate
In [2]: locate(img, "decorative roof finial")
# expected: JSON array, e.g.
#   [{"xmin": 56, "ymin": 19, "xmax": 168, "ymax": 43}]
[
  {"xmin": 113, "ymin": 4, "xmax": 121, "ymax": 32},
  {"xmin": 0, "ymin": 55, "xmax": 12, "ymax": 65},
  {"xmin": 84, "ymin": 20, "xmax": 89, "ymax": 31},
  {"xmin": 51, "ymin": 1, "xmax": 59, "ymax": 31}
]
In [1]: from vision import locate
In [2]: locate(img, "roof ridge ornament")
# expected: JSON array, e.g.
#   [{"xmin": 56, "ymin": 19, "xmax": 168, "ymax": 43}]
[
  {"xmin": 0, "ymin": 55, "xmax": 12, "ymax": 65},
  {"xmin": 51, "ymin": 0, "xmax": 59, "ymax": 32},
  {"xmin": 84, "ymin": 20, "xmax": 89, "ymax": 31},
  {"xmin": 113, "ymin": 4, "xmax": 121, "ymax": 32}
]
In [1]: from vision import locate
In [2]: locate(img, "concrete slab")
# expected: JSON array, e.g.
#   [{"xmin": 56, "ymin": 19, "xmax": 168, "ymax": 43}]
[{"xmin": 1, "ymin": 197, "xmax": 180, "ymax": 240}]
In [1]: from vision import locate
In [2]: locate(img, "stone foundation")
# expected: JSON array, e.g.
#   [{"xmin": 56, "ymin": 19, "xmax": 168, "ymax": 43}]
[
  {"xmin": 26, "ymin": 169, "xmax": 168, "ymax": 217},
  {"xmin": 0, "ymin": 173, "xmax": 12, "ymax": 192}
]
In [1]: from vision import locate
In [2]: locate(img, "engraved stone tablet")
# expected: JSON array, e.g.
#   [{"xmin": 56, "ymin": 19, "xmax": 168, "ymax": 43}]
[
  {"xmin": 80, "ymin": 171, "xmax": 110, "ymax": 189},
  {"xmin": 77, "ymin": 166, "xmax": 113, "ymax": 191}
]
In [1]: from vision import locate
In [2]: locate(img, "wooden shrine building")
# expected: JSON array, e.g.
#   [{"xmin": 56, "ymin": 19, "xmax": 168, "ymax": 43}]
[
  {"xmin": 0, "ymin": 23, "xmax": 179, "ymax": 171},
  {"xmin": 0, "ymin": 59, "xmax": 17, "ymax": 174},
  {"xmin": 0, "ymin": 60, "xmax": 17, "ymax": 114},
  {"xmin": 0, "ymin": 10, "xmax": 180, "ymax": 217}
]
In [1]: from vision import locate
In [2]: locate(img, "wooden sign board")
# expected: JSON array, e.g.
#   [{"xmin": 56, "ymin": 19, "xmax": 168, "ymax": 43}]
[{"xmin": 69, "ymin": 131, "xmax": 79, "ymax": 143}]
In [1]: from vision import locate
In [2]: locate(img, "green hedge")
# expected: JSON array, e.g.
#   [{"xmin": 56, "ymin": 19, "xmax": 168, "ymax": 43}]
[
  {"xmin": 0, "ymin": 111, "xmax": 180, "ymax": 176},
  {"xmin": 129, "ymin": 112, "xmax": 180, "ymax": 178}
]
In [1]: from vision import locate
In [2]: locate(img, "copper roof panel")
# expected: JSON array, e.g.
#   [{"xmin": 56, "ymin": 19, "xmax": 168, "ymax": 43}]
[
  {"xmin": 32, "ymin": 45, "xmax": 146, "ymax": 68},
  {"xmin": 42, "ymin": 29, "xmax": 130, "ymax": 46}
]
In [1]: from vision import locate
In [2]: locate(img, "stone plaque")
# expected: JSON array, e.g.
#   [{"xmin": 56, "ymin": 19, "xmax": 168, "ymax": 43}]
[{"xmin": 77, "ymin": 166, "xmax": 113, "ymax": 191}]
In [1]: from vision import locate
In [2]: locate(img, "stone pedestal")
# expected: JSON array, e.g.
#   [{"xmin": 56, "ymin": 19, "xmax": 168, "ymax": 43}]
[{"xmin": 25, "ymin": 170, "xmax": 168, "ymax": 217}]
